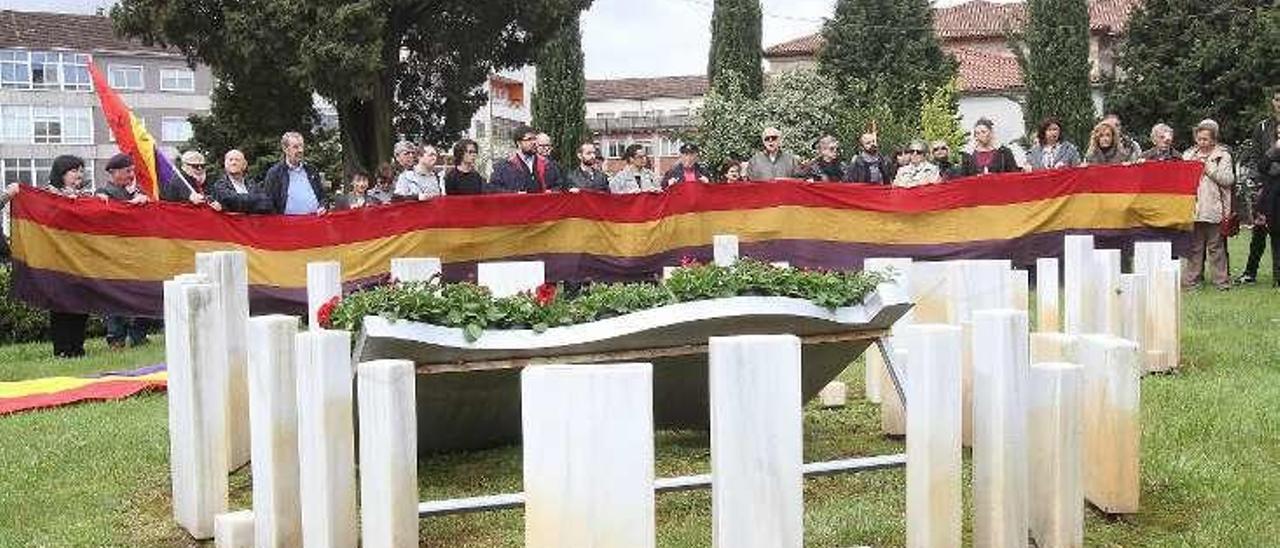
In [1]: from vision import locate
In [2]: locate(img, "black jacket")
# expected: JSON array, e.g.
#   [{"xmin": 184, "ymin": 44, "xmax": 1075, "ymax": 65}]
[
  {"xmin": 845, "ymin": 154, "xmax": 897, "ymax": 184},
  {"xmin": 1254, "ymin": 117, "xmax": 1280, "ymax": 222},
  {"xmin": 489, "ymin": 153, "xmax": 560, "ymax": 194},
  {"xmin": 209, "ymin": 174, "xmax": 274, "ymax": 214},
  {"xmin": 803, "ymin": 159, "xmax": 847, "ymax": 182},
  {"xmin": 959, "ymin": 146, "xmax": 1020, "ymax": 177},
  {"xmin": 95, "ymin": 181, "xmax": 142, "ymax": 202},
  {"xmin": 159, "ymin": 171, "xmax": 204, "ymax": 203},
  {"xmin": 262, "ymin": 161, "xmax": 327, "ymax": 214},
  {"xmin": 661, "ymin": 162, "xmax": 714, "ymax": 187},
  {"xmin": 562, "ymin": 165, "xmax": 610, "ymax": 192}
]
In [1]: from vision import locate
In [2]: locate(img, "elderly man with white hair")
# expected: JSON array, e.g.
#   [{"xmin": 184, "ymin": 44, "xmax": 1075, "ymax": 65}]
[
  {"xmin": 210, "ymin": 149, "xmax": 273, "ymax": 213},
  {"xmin": 1140, "ymin": 123, "xmax": 1179, "ymax": 162},
  {"xmin": 746, "ymin": 126, "xmax": 799, "ymax": 180}
]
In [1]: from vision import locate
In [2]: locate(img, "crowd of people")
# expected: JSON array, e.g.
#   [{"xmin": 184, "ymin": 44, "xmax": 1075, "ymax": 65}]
[{"xmin": 3, "ymin": 89, "xmax": 1279, "ymax": 357}]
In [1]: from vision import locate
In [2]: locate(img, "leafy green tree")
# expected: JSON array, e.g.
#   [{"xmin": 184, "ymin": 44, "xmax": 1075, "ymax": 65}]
[
  {"xmin": 111, "ymin": 0, "xmax": 591, "ymax": 174},
  {"xmin": 920, "ymin": 78, "xmax": 968, "ymax": 153},
  {"xmin": 694, "ymin": 68, "xmax": 841, "ymax": 169},
  {"xmin": 818, "ymin": 0, "xmax": 957, "ymax": 149},
  {"xmin": 1015, "ymin": 0, "xmax": 1095, "ymax": 147},
  {"xmin": 1107, "ymin": 0, "xmax": 1280, "ymax": 149},
  {"xmin": 532, "ymin": 14, "xmax": 587, "ymax": 166},
  {"xmin": 708, "ymin": 0, "xmax": 764, "ymax": 98}
]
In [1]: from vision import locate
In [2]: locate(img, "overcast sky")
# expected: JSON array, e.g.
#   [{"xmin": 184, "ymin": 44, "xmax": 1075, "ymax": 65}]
[{"xmin": 13, "ymin": 0, "xmax": 1001, "ymax": 79}]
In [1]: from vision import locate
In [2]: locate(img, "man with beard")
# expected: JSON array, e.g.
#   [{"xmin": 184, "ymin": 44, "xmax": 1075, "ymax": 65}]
[
  {"xmin": 845, "ymin": 132, "xmax": 896, "ymax": 184},
  {"xmin": 562, "ymin": 141, "xmax": 610, "ymax": 192}
]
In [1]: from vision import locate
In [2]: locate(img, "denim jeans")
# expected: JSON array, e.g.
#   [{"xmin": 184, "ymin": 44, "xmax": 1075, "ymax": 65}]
[{"xmin": 105, "ymin": 316, "xmax": 148, "ymax": 346}]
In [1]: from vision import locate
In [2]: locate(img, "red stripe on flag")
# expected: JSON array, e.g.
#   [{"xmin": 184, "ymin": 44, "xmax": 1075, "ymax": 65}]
[
  {"xmin": 0, "ymin": 379, "xmax": 167, "ymax": 416},
  {"xmin": 87, "ymin": 58, "xmax": 157, "ymax": 199}
]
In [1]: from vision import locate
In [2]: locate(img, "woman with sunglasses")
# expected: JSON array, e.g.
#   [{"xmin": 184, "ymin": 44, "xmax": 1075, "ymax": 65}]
[{"xmin": 892, "ymin": 140, "xmax": 942, "ymax": 188}]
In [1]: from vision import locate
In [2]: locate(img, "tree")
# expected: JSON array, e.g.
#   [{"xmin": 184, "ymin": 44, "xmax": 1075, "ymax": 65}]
[
  {"xmin": 818, "ymin": 0, "xmax": 957, "ymax": 149},
  {"xmin": 708, "ymin": 0, "xmax": 764, "ymax": 98},
  {"xmin": 920, "ymin": 78, "xmax": 968, "ymax": 153},
  {"xmin": 694, "ymin": 68, "xmax": 840, "ymax": 169},
  {"xmin": 1015, "ymin": 0, "xmax": 1095, "ymax": 147},
  {"xmin": 532, "ymin": 14, "xmax": 587, "ymax": 166},
  {"xmin": 111, "ymin": 0, "xmax": 591, "ymax": 174},
  {"xmin": 1107, "ymin": 1, "xmax": 1280, "ymax": 149}
]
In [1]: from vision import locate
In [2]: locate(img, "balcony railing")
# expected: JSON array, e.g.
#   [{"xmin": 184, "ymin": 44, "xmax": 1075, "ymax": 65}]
[{"xmin": 587, "ymin": 115, "xmax": 695, "ymax": 134}]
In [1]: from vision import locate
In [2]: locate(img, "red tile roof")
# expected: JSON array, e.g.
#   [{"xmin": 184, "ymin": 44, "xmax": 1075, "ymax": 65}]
[
  {"xmin": 0, "ymin": 10, "xmax": 178, "ymax": 56},
  {"xmin": 947, "ymin": 47, "xmax": 1023, "ymax": 93},
  {"xmin": 764, "ymin": 0, "xmax": 1140, "ymax": 57},
  {"xmin": 585, "ymin": 75, "xmax": 709, "ymax": 102}
]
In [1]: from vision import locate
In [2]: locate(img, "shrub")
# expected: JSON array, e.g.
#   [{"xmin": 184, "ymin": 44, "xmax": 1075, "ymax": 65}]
[{"xmin": 0, "ymin": 265, "xmax": 49, "ymax": 344}]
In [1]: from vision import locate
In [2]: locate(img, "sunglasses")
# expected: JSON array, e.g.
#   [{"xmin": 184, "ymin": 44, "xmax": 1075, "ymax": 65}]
[
  {"xmin": 188, "ymin": 164, "xmax": 207, "ymax": 169},
  {"xmin": 763, "ymin": 135, "xmax": 781, "ymax": 142},
  {"xmin": 910, "ymin": 149, "xmax": 926, "ymax": 154}
]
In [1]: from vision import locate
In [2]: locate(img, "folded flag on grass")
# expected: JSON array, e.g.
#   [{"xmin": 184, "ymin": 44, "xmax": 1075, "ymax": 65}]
[{"xmin": 0, "ymin": 364, "xmax": 167, "ymax": 416}]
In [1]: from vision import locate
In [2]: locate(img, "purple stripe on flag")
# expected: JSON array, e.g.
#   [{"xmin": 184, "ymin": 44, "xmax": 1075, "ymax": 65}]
[{"xmin": 89, "ymin": 363, "xmax": 167, "ymax": 378}]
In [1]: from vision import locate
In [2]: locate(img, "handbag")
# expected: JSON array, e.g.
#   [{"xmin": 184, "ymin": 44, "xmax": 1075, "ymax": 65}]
[{"xmin": 1219, "ymin": 185, "xmax": 1240, "ymax": 237}]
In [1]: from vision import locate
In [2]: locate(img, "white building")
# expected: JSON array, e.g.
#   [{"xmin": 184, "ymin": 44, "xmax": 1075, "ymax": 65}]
[{"xmin": 584, "ymin": 75, "xmax": 707, "ymax": 173}]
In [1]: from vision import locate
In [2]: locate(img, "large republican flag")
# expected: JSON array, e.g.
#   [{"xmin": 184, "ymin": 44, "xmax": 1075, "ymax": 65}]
[{"xmin": 87, "ymin": 57, "xmax": 179, "ymax": 199}]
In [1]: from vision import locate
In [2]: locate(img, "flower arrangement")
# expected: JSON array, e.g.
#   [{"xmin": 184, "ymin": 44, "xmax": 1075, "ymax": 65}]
[{"xmin": 326, "ymin": 258, "xmax": 891, "ymax": 341}]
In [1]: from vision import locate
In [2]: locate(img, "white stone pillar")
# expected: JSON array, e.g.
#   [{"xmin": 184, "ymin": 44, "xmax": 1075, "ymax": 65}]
[
  {"xmin": 1036, "ymin": 258, "xmax": 1061, "ymax": 332},
  {"xmin": 522, "ymin": 363, "xmax": 655, "ymax": 548},
  {"xmin": 880, "ymin": 346, "xmax": 908, "ymax": 436},
  {"xmin": 389, "ymin": 257, "xmax": 442, "ymax": 283},
  {"xmin": 818, "ymin": 381, "xmax": 848, "ymax": 408},
  {"xmin": 295, "ymin": 329, "xmax": 358, "ymax": 548},
  {"xmin": 971, "ymin": 309, "xmax": 1030, "ymax": 548},
  {"xmin": 164, "ymin": 276, "xmax": 229, "ymax": 540},
  {"xmin": 196, "ymin": 250, "xmax": 252, "ymax": 471},
  {"xmin": 476, "ymin": 260, "xmax": 545, "ymax": 298},
  {"xmin": 864, "ymin": 258, "xmax": 914, "ymax": 403},
  {"xmin": 952, "ymin": 260, "xmax": 1010, "ymax": 447},
  {"xmin": 1147, "ymin": 261, "xmax": 1181, "ymax": 372},
  {"xmin": 1031, "ymin": 332, "xmax": 1078, "ymax": 364},
  {"xmin": 246, "ymin": 315, "xmax": 302, "ymax": 547},
  {"xmin": 713, "ymin": 234, "xmax": 739, "ymax": 267},
  {"xmin": 214, "ymin": 510, "xmax": 254, "ymax": 548},
  {"xmin": 1029, "ymin": 362, "xmax": 1085, "ymax": 548},
  {"xmin": 1120, "ymin": 273, "xmax": 1149, "ymax": 361},
  {"xmin": 1007, "ymin": 269, "xmax": 1029, "ymax": 312},
  {"xmin": 1132, "ymin": 241, "xmax": 1172, "ymax": 277},
  {"xmin": 1078, "ymin": 335, "xmax": 1142, "ymax": 514},
  {"xmin": 306, "ymin": 261, "xmax": 342, "ymax": 329},
  {"xmin": 710, "ymin": 335, "xmax": 804, "ymax": 548},
  {"xmin": 909, "ymin": 261, "xmax": 950, "ymax": 323},
  {"xmin": 1063, "ymin": 235, "xmax": 1095, "ymax": 335},
  {"xmin": 357, "ymin": 360, "xmax": 419, "ymax": 548},
  {"xmin": 902, "ymin": 324, "xmax": 963, "ymax": 548},
  {"xmin": 1093, "ymin": 249, "xmax": 1123, "ymax": 337}
]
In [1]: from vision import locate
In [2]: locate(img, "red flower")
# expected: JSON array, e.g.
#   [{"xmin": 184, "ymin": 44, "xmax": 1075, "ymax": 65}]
[
  {"xmin": 316, "ymin": 295, "xmax": 341, "ymax": 329},
  {"xmin": 680, "ymin": 255, "xmax": 700, "ymax": 267},
  {"xmin": 534, "ymin": 283, "xmax": 557, "ymax": 306}
]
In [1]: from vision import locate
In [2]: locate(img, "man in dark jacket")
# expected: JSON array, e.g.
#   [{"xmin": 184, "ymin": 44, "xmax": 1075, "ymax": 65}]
[
  {"xmin": 803, "ymin": 136, "xmax": 846, "ymax": 182},
  {"xmin": 662, "ymin": 143, "xmax": 713, "ymax": 187},
  {"xmin": 561, "ymin": 142, "xmax": 610, "ymax": 192},
  {"xmin": 209, "ymin": 149, "xmax": 274, "ymax": 214},
  {"xmin": 262, "ymin": 131, "xmax": 327, "ymax": 214},
  {"xmin": 1239, "ymin": 89, "xmax": 1280, "ymax": 285},
  {"xmin": 845, "ymin": 132, "xmax": 896, "ymax": 184},
  {"xmin": 96, "ymin": 153, "xmax": 150, "ymax": 348},
  {"xmin": 160, "ymin": 150, "xmax": 217, "ymax": 209},
  {"xmin": 489, "ymin": 125, "xmax": 551, "ymax": 194}
]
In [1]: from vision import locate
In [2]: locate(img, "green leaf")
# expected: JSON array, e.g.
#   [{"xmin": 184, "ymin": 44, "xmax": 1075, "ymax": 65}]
[{"xmin": 463, "ymin": 323, "xmax": 484, "ymax": 343}]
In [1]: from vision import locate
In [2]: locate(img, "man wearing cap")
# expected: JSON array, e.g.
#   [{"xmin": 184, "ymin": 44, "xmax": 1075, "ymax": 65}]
[
  {"xmin": 746, "ymin": 127, "xmax": 800, "ymax": 181},
  {"xmin": 96, "ymin": 153, "xmax": 151, "ymax": 348},
  {"xmin": 663, "ymin": 143, "xmax": 713, "ymax": 187},
  {"xmin": 263, "ymin": 131, "xmax": 328, "ymax": 215},
  {"xmin": 158, "ymin": 150, "xmax": 215, "ymax": 208},
  {"xmin": 393, "ymin": 140, "xmax": 419, "ymax": 173}
]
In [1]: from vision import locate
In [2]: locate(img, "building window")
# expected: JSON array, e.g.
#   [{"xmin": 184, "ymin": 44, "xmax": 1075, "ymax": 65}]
[
  {"xmin": 603, "ymin": 140, "xmax": 627, "ymax": 159},
  {"xmin": 1, "ymin": 50, "xmax": 31, "ymax": 89},
  {"xmin": 162, "ymin": 116, "xmax": 193, "ymax": 143},
  {"xmin": 108, "ymin": 64, "xmax": 145, "ymax": 90},
  {"xmin": 595, "ymin": 112, "xmax": 615, "ymax": 119},
  {"xmin": 159, "ymin": 68, "xmax": 195, "ymax": 92},
  {"xmin": 61, "ymin": 54, "xmax": 91, "ymax": 91},
  {"xmin": 32, "ymin": 107, "xmax": 61, "ymax": 144},
  {"xmin": 30, "ymin": 52, "xmax": 61, "ymax": 89},
  {"xmin": 0, "ymin": 106, "xmax": 32, "ymax": 144},
  {"xmin": 669, "ymin": 108, "xmax": 691, "ymax": 117},
  {"xmin": 3, "ymin": 157, "xmax": 62, "ymax": 187},
  {"xmin": 657, "ymin": 137, "xmax": 683, "ymax": 157},
  {"xmin": 62, "ymin": 108, "xmax": 93, "ymax": 144},
  {"xmin": 620, "ymin": 110, "xmax": 640, "ymax": 118}
]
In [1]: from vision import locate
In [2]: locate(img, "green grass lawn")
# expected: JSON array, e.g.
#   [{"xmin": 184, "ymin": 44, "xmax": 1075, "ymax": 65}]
[{"xmin": 1, "ymin": 237, "xmax": 1278, "ymax": 547}]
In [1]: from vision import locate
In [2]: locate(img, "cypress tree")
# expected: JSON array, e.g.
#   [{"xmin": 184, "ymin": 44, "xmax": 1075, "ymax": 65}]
[
  {"xmin": 818, "ymin": 0, "xmax": 956, "ymax": 149},
  {"xmin": 708, "ymin": 0, "xmax": 764, "ymax": 98},
  {"xmin": 531, "ymin": 13, "xmax": 587, "ymax": 166},
  {"xmin": 1017, "ymin": 0, "xmax": 1095, "ymax": 148}
]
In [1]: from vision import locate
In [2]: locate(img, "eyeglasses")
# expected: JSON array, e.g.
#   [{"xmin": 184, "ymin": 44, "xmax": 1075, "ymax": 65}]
[
  {"xmin": 188, "ymin": 164, "xmax": 206, "ymax": 169},
  {"xmin": 763, "ymin": 135, "xmax": 781, "ymax": 142},
  {"xmin": 910, "ymin": 149, "xmax": 926, "ymax": 154}
]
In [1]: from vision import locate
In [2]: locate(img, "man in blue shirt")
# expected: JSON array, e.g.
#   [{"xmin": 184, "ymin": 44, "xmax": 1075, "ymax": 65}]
[{"xmin": 263, "ymin": 131, "xmax": 327, "ymax": 215}]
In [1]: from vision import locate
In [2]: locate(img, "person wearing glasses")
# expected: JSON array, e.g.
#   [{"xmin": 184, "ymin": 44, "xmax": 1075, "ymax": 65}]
[
  {"xmin": 892, "ymin": 140, "xmax": 942, "ymax": 188},
  {"xmin": 534, "ymin": 133, "xmax": 565, "ymax": 190},
  {"xmin": 746, "ymin": 127, "xmax": 799, "ymax": 180},
  {"xmin": 161, "ymin": 150, "xmax": 219, "ymax": 209},
  {"xmin": 1027, "ymin": 117, "xmax": 1081, "ymax": 170},
  {"xmin": 445, "ymin": 139, "xmax": 486, "ymax": 195},
  {"xmin": 609, "ymin": 144, "xmax": 660, "ymax": 194},
  {"xmin": 802, "ymin": 136, "xmax": 846, "ymax": 182},
  {"xmin": 1139, "ymin": 124, "xmax": 1179, "ymax": 162},
  {"xmin": 394, "ymin": 145, "xmax": 445, "ymax": 201},
  {"xmin": 845, "ymin": 132, "xmax": 896, "ymax": 184},
  {"xmin": 930, "ymin": 140, "xmax": 959, "ymax": 180},
  {"xmin": 490, "ymin": 125, "xmax": 551, "ymax": 194}
]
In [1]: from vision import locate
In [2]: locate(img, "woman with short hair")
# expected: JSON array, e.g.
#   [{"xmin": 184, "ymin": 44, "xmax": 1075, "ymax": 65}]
[
  {"xmin": 1140, "ymin": 124, "xmax": 1179, "ymax": 162},
  {"xmin": 445, "ymin": 139, "xmax": 486, "ymax": 196},
  {"xmin": 1181, "ymin": 119, "xmax": 1235, "ymax": 290},
  {"xmin": 1027, "ymin": 117, "xmax": 1081, "ymax": 170},
  {"xmin": 609, "ymin": 144, "xmax": 660, "ymax": 194},
  {"xmin": 42, "ymin": 155, "xmax": 94, "ymax": 357}
]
